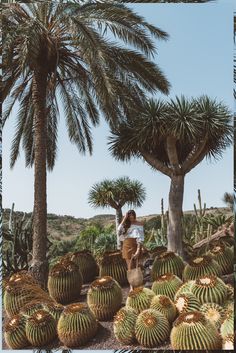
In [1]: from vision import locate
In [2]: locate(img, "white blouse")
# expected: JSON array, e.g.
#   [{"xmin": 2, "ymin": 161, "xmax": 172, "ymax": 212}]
[{"xmin": 117, "ymin": 223, "xmax": 144, "ymax": 243}]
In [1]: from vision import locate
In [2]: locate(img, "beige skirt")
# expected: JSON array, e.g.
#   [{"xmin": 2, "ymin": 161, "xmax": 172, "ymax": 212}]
[{"xmin": 122, "ymin": 238, "xmax": 137, "ymax": 260}]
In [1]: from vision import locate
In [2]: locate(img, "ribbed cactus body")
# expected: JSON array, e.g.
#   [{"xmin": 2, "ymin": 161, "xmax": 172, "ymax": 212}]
[
  {"xmin": 174, "ymin": 280, "xmax": 195, "ymax": 300},
  {"xmin": 25, "ymin": 310, "xmax": 57, "ymax": 347},
  {"xmin": 170, "ymin": 311, "xmax": 222, "ymax": 350},
  {"xmin": 222, "ymin": 334, "xmax": 234, "ymax": 350},
  {"xmin": 99, "ymin": 251, "xmax": 128, "ymax": 286},
  {"xmin": 151, "ymin": 251, "xmax": 184, "ymax": 280},
  {"xmin": 150, "ymin": 295, "xmax": 176, "ymax": 323},
  {"xmin": 20, "ymin": 300, "xmax": 48, "ymax": 317},
  {"xmin": 87, "ymin": 276, "xmax": 122, "ymax": 321},
  {"xmin": 151, "ymin": 273, "xmax": 182, "ymax": 300},
  {"xmin": 126, "ymin": 287, "xmax": 155, "ymax": 314},
  {"xmin": 200, "ymin": 303, "xmax": 225, "ymax": 329},
  {"xmin": 9, "ymin": 271, "xmax": 38, "ymax": 286},
  {"xmin": 191, "ymin": 275, "xmax": 227, "ymax": 305},
  {"xmin": 183, "ymin": 255, "xmax": 222, "ymax": 281},
  {"xmin": 220, "ymin": 309, "xmax": 234, "ymax": 339},
  {"xmin": 208, "ymin": 243, "xmax": 233, "ymax": 274},
  {"xmin": 113, "ymin": 306, "xmax": 138, "ymax": 344},
  {"xmin": 70, "ymin": 251, "xmax": 99, "ymax": 283},
  {"xmin": 43, "ymin": 302, "xmax": 64, "ymax": 322},
  {"xmin": 57, "ymin": 303, "xmax": 98, "ymax": 347},
  {"xmin": 135, "ymin": 308, "xmax": 170, "ymax": 348},
  {"xmin": 48, "ymin": 260, "xmax": 82, "ymax": 304},
  {"xmin": 4, "ymin": 315, "xmax": 29, "ymax": 349},
  {"xmin": 226, "ymin": 284, "xmax": 234, "ymax": 300},
  {"xmin": 174, "ymin": 292, "xmax": 201, "ymax": 314}
]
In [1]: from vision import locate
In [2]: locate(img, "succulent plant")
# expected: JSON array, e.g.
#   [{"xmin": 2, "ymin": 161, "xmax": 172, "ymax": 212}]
[
  {"xmin": 8, "ymin": 270, "xmax": 38, "ymax": 286},
  {"xmin": 135, "ymin": 308, "xmax": 170, "ymax": 348},
  {"xmin": 222, "ymin": 334, "xmax": 234, "ymax": 350},
  {"xmin": 151, "ymin": 273, "xmax": 183, "ymax": 300},
  {"xmin": 174, "ymin": 292, "xmax": 201, "ymax": 314},
  {"xmin": 200, "ymin": 303, "xmax": 225, "ymax": 329},
  {"xmin": 43, "ymin": 302, "xmax": 64, "ymax": 322},
  {"xmin": 174, "ymin": 280, "xmax": 195, "ymax": 300},
  {"xmin": 99, "ymin": 251, "xmax": 128, "ymax": 286},
  {"xmin": 170, "ymin": 311, "xmax": 222, "ymax": 350},
  {"xmin": 148, "ymin": 246, "xmax": 167, "ymax": 259},
  {"xmin": 70, "ymin": 250, "xmax": 99, "ymax": 283},
  {"xmin": 113, "ymin": 306, "xmax": 138, "ymax": 345},
  {"xmin": 4, "ymin": 315, "xmax": 29, "ymax": 349},
  {"xmin": 87, "ymin": 276, "xmax": 122, "ymax": 321},
  {"xmin": 183, "ymin": 255, "xmax": 222, "ymax": 281},
  {"xmin": 225, "ymin": 284, "xmax": 234, "ymax": 300},
  {"xmin": 57, "ymin": 303, "xmax": 98, "ymax": 347},
  {"xmin": 220, "ymin": 309, "xmax": 234, "ymax": 339},
  {"xmin": 191, "ymin": 275, "xmax": 227, "ymax": 305},
  {"xmin": 48, "ymin": 260, "xmax": 83, "ymax": 304},
  {"xmin": 150, "ymin": 295, "xmax": 176, "ymax": 323},
  {"xmin": 126, "ymin": 287, "xmax": 155, "ymax": 314},
  {"xmin": 20, "ymin": 300, "xmax": 48, "ymax": 317},
  {"xmin": 151, "ymin": 251, "xmax": 184, "ymax": 280},
  {"xmin": 208, "ymin": 243, "xmax": 233, "ymax": 274},
  {"xmin": 25, "ymin": 310, "xmax": 57, "ymax": 347}
]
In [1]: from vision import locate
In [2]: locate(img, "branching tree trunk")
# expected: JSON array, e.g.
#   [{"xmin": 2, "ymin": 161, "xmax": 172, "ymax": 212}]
[{"xmin": 115, "ymin": 207, "xmax": 123, "ymax": 249}]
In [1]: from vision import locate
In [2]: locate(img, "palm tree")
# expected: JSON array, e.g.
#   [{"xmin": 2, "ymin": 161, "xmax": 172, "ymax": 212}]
[
  {"xmin": 88, "ymin": 177, "xmax": 146, "ymax": 248},
  {"xmin": 109, "ymin": 96, "xmax": 232, "ymax": 257},
  {"xmin": 2, "ymin": 2, "xmax": 169, "ymax": 286}
]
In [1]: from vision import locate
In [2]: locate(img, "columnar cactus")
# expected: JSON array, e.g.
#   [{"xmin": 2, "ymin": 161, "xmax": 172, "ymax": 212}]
[
  {"xmin": 170, "ymin": 311, "xmax": 222, "ymax": 350},
  {"xmin": 57, "ymin": 303, "xmax": 98, "ymax": 347},
  {"xmin": 25, "ymin": 310, "xmax": 57, "ymax": 347},
  {"xmin": 135, "ymin": 308, "xmax": 170, "ymax": 348},
  {"xmin": 99, "ymin": 251, "xmax": 128, "ymax": 286},
  {"xmin": 183, "ymin": 255, "xmax": 222, "ymax": 281},
  {"xmin": 174, "ymin": 280, "xmax": 195, "ymax": 300},
  {"xmin": 48, "ymin": 260, "xmax": 83, "ymax": 304},
  {"xmin": 87, "ymin": 276, "xmax": 122, "ymax": 321},
  {"xmin": 151, "ymin": 273, "xmax": 183, "ymax": 300},
  {"xmin": 113, "ymin": 306, "xmax": 138, "ymax": 345},
  {"xmin": 70, "ymin": 251, "xmax": 99, "ymax": 283},
  {"xmin": 200, "ymin": 303, "xmax": 225, "ymax": 329},
  {"xmin": 191, "ymin": 275, "xmax": 227, "ymax": 305},
  {"xmin": 208, "ymin": 243, "xmax": 233, "ymax": 274},
  {"xmin": 126, "ymin": 287, "xmax": 155, "ymax": 314},
  {"xmin": 220, "ymin": 309, "xmax": 234, "ymax": 339},
  {"xmin": 174, "ymin": 292, "xmax": 201, "ymax": 314},
  {"xmin": 4, "ymin": 315, "xmax": 29, "ymax": 349},
  {"xmin": 150, "ymin": 295, "xmax": 176, "ymax": 323},
  {"xmin": 151, "ymin": 251, "xmax": 184, "ymax": 280}
]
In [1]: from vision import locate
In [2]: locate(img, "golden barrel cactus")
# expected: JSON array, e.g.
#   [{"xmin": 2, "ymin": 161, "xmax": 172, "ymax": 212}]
[
  {"xmin": 151, "ymin": 251, "xmax": 184, "ymax": 280},
  {"xmin": 70, "ymin": 250, "xmax": 99, "ymax": 283},
  {"xmin": 208, "ymin": 242, "xmax": 233, "ymax": 274},
  {"xmin": 174, "ymin": 292, "xmax": 201, "ymax": 314},
  {"xmin": 150, "ymin": 295, "xmax": 176, "ymax": 323},
  {"xmin": 126, "ymin": 287, "xmax": 155, "ymax": 314},
  {"xmin": 113, "ymin": 306, "xmax": 138, "ymax": 345},
  {"xmin": 151, "ymin": 273, "xmax": 183, "ymax": 300},
  {"xmin": 191, "ymin": 275, "xmax": 227, "ymax": 305},
  {"xmin": 4, "ymin": 315, "xmax": 29, "ymax": 349},
  {"xmin": 99, "ymin": 251, "xmax": 128, "ymax": 286},
  {"xmin": 183, "ymin": 255, "xmax": 221, "ymax": 281}
]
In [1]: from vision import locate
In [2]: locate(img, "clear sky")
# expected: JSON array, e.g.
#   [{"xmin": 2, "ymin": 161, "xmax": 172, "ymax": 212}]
[{"xmin": 3, "ymin": 0, "xmax": 234, "ymax": 219}]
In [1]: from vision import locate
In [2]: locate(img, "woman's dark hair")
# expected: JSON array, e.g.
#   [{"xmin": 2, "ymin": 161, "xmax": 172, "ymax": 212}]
[{"xmin": 123, "ymin": 210, "xmax": 136, "ymax": 233}]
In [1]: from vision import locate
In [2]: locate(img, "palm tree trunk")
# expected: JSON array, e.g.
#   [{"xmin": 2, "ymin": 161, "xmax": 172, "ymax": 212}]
[
  {"xmin": 167, "ymin": 174, "xmax": 185, "ymax": 258},
  {"xmin": 115, "ymin": 207, "xmax": 123, "ymax": 249},
  {"xmin": 30, "ymin": 69, "xmax": 48, "ymax": 288}
]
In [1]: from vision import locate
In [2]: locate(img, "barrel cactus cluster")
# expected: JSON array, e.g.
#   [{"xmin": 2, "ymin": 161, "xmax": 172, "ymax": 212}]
[{"xmin": 152, "ymin": 273, "xmax": 183, "ymax": 300}]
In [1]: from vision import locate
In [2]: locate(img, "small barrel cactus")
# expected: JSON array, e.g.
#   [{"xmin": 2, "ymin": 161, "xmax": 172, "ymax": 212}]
[
  {"xmin": 4, "ymin": 315, "xmax": 29, "ymax": 349},
  {"xmin": 174, "ymin": 292, "xmax": 201, "ymax": 314},
  {"xmin": 174, "ymin": 280, "xmax": 195, "ymax": 300},
  {"xmin": 113, "ymin": 306, "xmax": 138, "ymax": 345},
  {"xmin": 151, "ymin": 273, "xmax": 183, "ymax": 300},
  {"xmin": 25, "ymin": 310, "xmax": 57, "ymax": 347},
  {"xmin": 70, "ymin": 250, "xmax": 99, "ymax": 283},
  {"xmin": 48, "ymin": 260, "xmax": 83, "ymax": 304},
  {"xmin": 191, "ymin": 275, "xmax": 227, "ymax": 305},
  {"xmin": 135, "ymin": 308, "xmax": 170, "ymax": 348},
  {"xmin": 126, "ymin": 287, "xmax": 155, "ymax": 314},
  {"xmin": 222, "ymin": 334, "xmax": 234, "ymax": 350},
  {"xmin": 57, "ymin": 303, "xmax": 98, "ymax": 347},
  {"xmin": 170, "ymin": 311, "xmax": 222, "ymax": 350},
  {"xmin": 99, "ymin": 251, "xmax": 128, "ymax": 286},
  {"xmin": 20, "ymin": 300, "xmax": 49, "ymax": 317},
  {"xmin": 43, "ymin": 302, "xmax": 64, "ymax": 323},
  {"xmin": 87, "ymin": 276, "xmax": 122, "ymax": 321},
  {"xmin": 200, "ymin": 303, "xmax": 225, "ymax": 329},
  {"xmin": 183, "ymin": 255, "xmax": 222, "ymax": 281},
  {"xmin": 150, "ymin": 295, "xmax": 176, "ymax": 323},
  {"xmin": 220, "ymin": 309, "xmax": 234, "ymax": 339},
  {"xmin": 151, "ymin": 251, "xmax": 184, "ymax": 280},
  {"xmin": 208, "ymin": 242, "xmax": 233, "ymax": 274}
]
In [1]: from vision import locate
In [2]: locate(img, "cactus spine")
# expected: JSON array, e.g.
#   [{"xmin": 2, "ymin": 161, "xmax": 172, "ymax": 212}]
[
  {"xmin": 4, "ymin": 315, "xmax": 29, "ymax": 349},
  {"xmin": 151, "ymin": 273, "xmax": 183, "ymax": 300},
  {"xmin": 191, "ymin": 275, "xmax": 227, "ymax": 305},
  {"xmin": 150, "ymin": 295, "xmax": 176, "ymax": 323},
  {"xmin": 208, "ymin": 243, "xmax": 233, "ymax": 274},
  {"xmin": 220, "ymin": 309, "xmax": 234, "ymax": 339},
  {"xmin": 126, "ymin": 287, "xmax": 155, "ymax": 314},
  {"xmin": 200, "ymin": 303, "xmax": 225, "ymax": 329},
  {"xmin": 183, "ymin": 255, "xmax": 222, "ymax": 281},
  {"xmin": 151, "ymin": 251, "xmax": 184, "ymax": 280},
  {"xmin": 174, "ymin": 292, "xmax": 201, "ymax": 314},
  {"xmin": 113, "ymin": 307, "xmax": 138, "ymax": 344}
]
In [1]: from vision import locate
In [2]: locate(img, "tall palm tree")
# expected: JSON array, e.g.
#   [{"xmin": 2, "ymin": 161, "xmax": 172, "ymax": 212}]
[
  {"xmin": 2, "ymin": 2, "xmax": 169, "ymax": 286},
  {"xmin": 88, "ymin": 177, "xmax": 146, "ymax": 248},
  {"xmin": 109, "ymin": 96, "xmax": 232, "ymax": 258}
]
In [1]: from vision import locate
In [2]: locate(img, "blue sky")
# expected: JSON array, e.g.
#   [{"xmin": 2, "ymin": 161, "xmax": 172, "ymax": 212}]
[{"xmin": 2, "ymin": 0, "xmax": 234, "ymax": 219}]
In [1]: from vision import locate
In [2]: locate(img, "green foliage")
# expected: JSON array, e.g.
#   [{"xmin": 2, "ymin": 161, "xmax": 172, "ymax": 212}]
[
  {"xmin": 93, "ymin": 228, "xmax": 117, "ymax": 258},
  {"xmin": 150, "ymin": 295, "xmax": 176, "ymax": 323},
  {"xmin": 99, "ymin": 251, "xmax": 128, "ymax": 286},
  {"xmin": 174, "ymin": 292, "xmax": 201, "ymax": 314},
  {"xmin": 113, "ymin": 306, "xmax": 138, "ymax": 345},
  {"xmin": 126, "ymin": 287, "xmax": 155, "ymax": 313},
  {"xmin": 151, "ymin": 251, "xmax": 184, "ymax": 280},
  {"xmin": 151, "ymin": 273, "xmax": 183, "ymax": 301},
  {"xmin": 48, "ymin": 238, "xmax": 77, "ymax": 267},
  {"xmin": 4, "ymin": 315, "xmax": 29, "ymax": 349}
]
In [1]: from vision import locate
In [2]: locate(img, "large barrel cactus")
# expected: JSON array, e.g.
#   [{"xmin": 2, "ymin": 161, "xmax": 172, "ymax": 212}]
[
  {"xmin": 70, "ymin": 250, "xmax": 99, "ymax": 283},
  {"xmin": 87, "ymin": 276, "xmax": 122, "ymax": 321},
  {"xmin": 183, "ymin": 255, "xmax": 222, "ymax": 281},
  {"xmin": 220, "ymin": 309, "xmax": 234, "ymax": 339},
  {"xmin": 191, "ymin": 275, "xmax": 227, "ymax": 305},
  {"xmin": 99, "ymin": 251, "xmax": 128, "ymax": 286},
  {"xmin": 48, "ymin": 260, "xmax": 83, "ymax": 304},
  {"xmin": 4, "ymin": 315, "xmax": 29, "ymax": 349},
  {"xmin": 126, "ymin": 287, "xmax": 155, "ymax": 314},
  {"xmin": 57, "ymin": 303, "xmax": 98, "ymax": 347},
  {"xmin": 151, "ymin": 251, "xmax": 184, "ymax": 280},
  {"xmin": 200, "ymin": 302, "xmax": 225, "ymax": 329},
  {"xmin": 25, "ymin": 310, "xmax": 57, "ymax": 347},
  {"xmin": 208, "ymin": 242, "xmax": 233, "ymax": 274},
  {"xmin": 170, "ymin": 311, "xmax": 222, "ymax": 350},
  {"xmin": 151, "ymin": 273, "xmax": 183, "ymax": 300},
  {"xmin": 9, "ymin": 271, "xmax": 38, "ymax": 286},
  {"xmin": 174, "ymin": 280, "xmax": 195, "ymax": 300},
  {"xmin": 113, "ymin": 306, "xmax": 138, "ymax": 345},
  {"xmin": 135, "ymin": 308, "xmax": 170, "ymax": 348},
  {"xmin": 174, "ymin": 292, "xmax": 201, "ymax": 314},
  {"xmin": 150, "ymin": 295, "xmax": 176, "ymax": 323}
]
